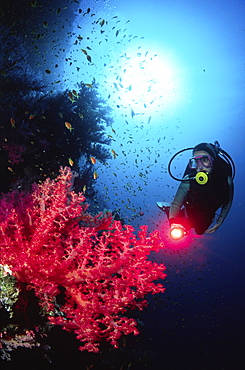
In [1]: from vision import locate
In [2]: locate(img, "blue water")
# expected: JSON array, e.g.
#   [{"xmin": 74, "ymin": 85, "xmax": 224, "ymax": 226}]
[{"xmin": 1, "ymin": 0, "xmax": 244, "ymax": 368}]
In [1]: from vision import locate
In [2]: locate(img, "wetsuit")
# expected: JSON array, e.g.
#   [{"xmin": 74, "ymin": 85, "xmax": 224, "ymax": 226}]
[{"xmin": 169, "ymin": 173, "xmax": 234, "ymax": 235}]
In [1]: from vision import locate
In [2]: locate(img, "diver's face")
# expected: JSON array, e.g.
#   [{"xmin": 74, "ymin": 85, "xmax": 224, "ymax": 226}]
[{"xmin": 193, "ymin": 150, "xmax": 213, "ymax": 174}]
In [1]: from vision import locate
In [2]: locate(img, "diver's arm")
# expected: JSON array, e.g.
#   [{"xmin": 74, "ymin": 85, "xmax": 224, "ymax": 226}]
[
  {"xmin": 205, "ymin": 176, "xmax": 234, "ymax": 233},
  {"xmin": 169, "ymin": 177, "xmax": 190, "ymax": 222},
  {"xmin": 217, "ymin": 176, "xmax": 234, "ymax": 225}
]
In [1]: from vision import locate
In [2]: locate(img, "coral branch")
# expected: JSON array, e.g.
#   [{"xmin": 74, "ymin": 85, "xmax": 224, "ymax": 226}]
[{"xmin": 0, "ymin": 167, "xmax": 166, "ymax": 352}]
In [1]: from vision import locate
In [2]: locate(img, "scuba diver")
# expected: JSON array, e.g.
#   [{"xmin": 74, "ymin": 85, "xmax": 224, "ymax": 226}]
[{"xmin": 157, "ymin": 141, "xmax": 235, "ymax": 240}]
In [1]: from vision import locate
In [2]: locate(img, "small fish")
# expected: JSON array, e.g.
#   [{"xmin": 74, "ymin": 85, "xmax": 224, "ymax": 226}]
[
  {"xmin": 93, "ymin": 171, "xmax": 98, "ymax": 180},
  {"xmin": 72, "ymin": 89, "xmax": 78, "ymax": 97},
  {"xmin": 100, "ymin": 19, "xmax": 105, "ymax": 27},
  {"xmin": 29, "ymin": 114, "xmax": 35, "ymax": 120},
  {"xmin": 111, "ymin": 149, "xmax": 118, "ymax": 159},
  {"xmin": 85, "ymin": 83, "xmax": 93, "ymax": 88},
  {"xmin": 10, "ymin": 118, "xmax": 15, "ymax": 127},
  {"xmin": 112, "ymin": 128, "xmax": 116, "ymax": 134},
  {"xmin": 65, "ymin": 122, "xmax": 73, "ymax": 131},
  {"xmin": 68, "ymin": 157, "xmax": 74, "ymax": 166},
  {"xmin": 82, "ymin": 185, "xmax": 86, "ymax": 192},
  {"xmin": 67, "ymin": 91, "xmax": 76, "ymax": 102},
  {"xmin": 90, "ymin": 156, "xmax": 96, "ymax": 164},
  {"xmin": 30, "ymin": 0, "xmax": 37, "ymax": 8},
  {"xmin": 86, "ymin": 55, "xmax": 92, "ymax": 63},
  {"xmin": 45, "ymin": 69, "xmax": 51, "ymax": 74},
  {"xmin": 81, "ymin": 49, "xmax": 87, "ymax": 55},
  {"xmin": 78, "ymin": 113, "xmax": 84, "ymax": 119}
]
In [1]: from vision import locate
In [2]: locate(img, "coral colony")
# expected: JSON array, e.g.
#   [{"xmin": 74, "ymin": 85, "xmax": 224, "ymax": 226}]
[{"xmin": 0, "ymin": 167, "xmax": 166, "ymax": 353}]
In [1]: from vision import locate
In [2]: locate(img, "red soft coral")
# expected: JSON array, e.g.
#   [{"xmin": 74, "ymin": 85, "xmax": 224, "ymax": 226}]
[
  {"xmin": 0, "ymin": 167, "xmax": 166, "ymax": 352},
  {"xmin": 2, "ymin": 143, "xmax": 26, "ymax": 164}
]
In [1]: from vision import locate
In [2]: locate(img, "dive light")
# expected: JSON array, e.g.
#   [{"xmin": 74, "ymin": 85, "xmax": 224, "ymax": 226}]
[{"xmin": 170, "ymin": 224, "xmax": 187, "ymax": 240}]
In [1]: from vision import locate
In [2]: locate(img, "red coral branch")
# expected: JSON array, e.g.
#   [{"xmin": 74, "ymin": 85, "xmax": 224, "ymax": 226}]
[
  {"xmin": 0, "ymin": 167, "xmax": 166, "ymax": 352},
  {"xmin": 2, "ymin": 143, "xmax": 26, "ymax": 164}
]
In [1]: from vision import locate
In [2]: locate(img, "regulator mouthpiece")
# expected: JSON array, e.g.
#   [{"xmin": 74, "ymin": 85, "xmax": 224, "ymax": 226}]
[
  {"xmin": 195, "ymin": 171, "xmax": 208, "ymax": 185},
  {"xmin": 170, "ymin": 224, "xmax": 187, "ymax": 240}
]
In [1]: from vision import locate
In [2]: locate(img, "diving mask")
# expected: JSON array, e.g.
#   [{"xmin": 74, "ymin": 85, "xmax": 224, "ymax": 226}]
[{"xmin": 189, "ymin": 155, "xmax": 213, "ymax": 170}]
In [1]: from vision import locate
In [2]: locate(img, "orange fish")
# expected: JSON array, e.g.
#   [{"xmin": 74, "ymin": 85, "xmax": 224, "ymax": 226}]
[
  {"xmin": 10, "ymin": 118, "xmax": 15, "ymax": 128},
  {"xmin": 90, "ymin": 156, "xmax": 96, "ymax": 164},
  {"xmin": 111, "ymin": 149, "xmax": 118, "ymax": 159},
  {"xmin": 93, "ymin": 171, "xmax": 98, "ymax": 180},
  {"xmin": 65, "ymin": 122, "xmax": 73, "ymax": 131},
  {"xmin": 85, "ymin": 83, "xmax": 93, "ymax": 88},
  {"xmin": 68, "ymin": 157, "xmax": 74, "ymax": 166}
]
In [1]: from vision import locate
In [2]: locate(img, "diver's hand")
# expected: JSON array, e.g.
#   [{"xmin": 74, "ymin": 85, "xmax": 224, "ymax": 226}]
[{"xmin": 205, "ymin": 223, "xmax": 220, "ymax": 233}]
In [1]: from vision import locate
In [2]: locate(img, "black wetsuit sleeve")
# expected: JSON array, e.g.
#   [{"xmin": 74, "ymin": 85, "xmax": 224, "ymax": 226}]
[
  {"xmin": 169, "ymin": 177, "xmax": 190, "ymax": 222},
  {"xmin": 217, "ymin": 176, "xmax": 234, "ymax": 225}
]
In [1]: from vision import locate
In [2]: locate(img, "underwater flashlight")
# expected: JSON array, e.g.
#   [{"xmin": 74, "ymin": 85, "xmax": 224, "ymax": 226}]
[
  {"xmin": 195, "ymin": 171, "xmax": 208, "ymax": 185},
  {"xmin": 170, "ymin": 224, "xmax": 186, "ymax": 240}
]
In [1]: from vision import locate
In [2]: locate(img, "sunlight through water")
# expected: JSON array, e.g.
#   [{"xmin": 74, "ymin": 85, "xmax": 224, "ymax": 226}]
[{"xmin": 109, "ymin": 50, "xmax": 181, "ymax": 113}]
